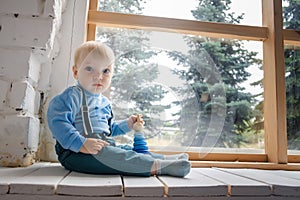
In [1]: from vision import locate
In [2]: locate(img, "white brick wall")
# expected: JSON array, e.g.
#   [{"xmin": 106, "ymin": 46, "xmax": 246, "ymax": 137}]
[
  {"xmin": 0, "ymin": 114, "xmax": 39, "ymax": 166},
  {"xmin": 0, "ymin": 0, "xmax": 65, "ymax": 19},
  {"xmin": 0, "ymin": 0, "xmax": 64, "ymax": 166},
  {"xmin": 0, "ymin": 0, "xmax": 88, "ymax": 166},
  {"xmin": 0, "ymin": 15, "xmax": 54, "ymax": 48},
  {"xmin": 0, "ymin": 48, "xmax": 32, "ymax": 81},
  {"xmin": 0, "ymin": 0, "xmax": 43, "ymax": 16},
  {"xmin": 0, "ymin": 80, "xmax": 10, "ymax": 110},
  {"xmin": 9, "ymin": 81, "xmax": 36, "ymax": 114},
  {"xmin": 0, "ymin": 49, "xmax": 40, "ymax": 114}
]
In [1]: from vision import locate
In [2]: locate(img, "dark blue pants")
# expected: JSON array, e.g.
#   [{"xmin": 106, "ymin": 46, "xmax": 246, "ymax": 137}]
[{"xmin": 55, "ymin": 142, "xmax": 157, "ymax": 176}]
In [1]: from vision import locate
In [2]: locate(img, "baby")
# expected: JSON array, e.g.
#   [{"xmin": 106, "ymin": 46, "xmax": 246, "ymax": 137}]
[{"xmin": 47, "ymin": 41, "xmax": 191, "ymax": 177}]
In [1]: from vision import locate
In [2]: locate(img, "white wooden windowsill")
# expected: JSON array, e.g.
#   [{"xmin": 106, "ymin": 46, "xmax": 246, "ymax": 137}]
[{"xmin": 0, "ymin": 162, "xmax": 300, "ymax": 200}]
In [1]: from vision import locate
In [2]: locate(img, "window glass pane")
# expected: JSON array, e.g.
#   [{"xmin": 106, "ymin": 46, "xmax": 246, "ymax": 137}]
[
  {"xmin": 283, "ymin": 0, "xmax": 300, "ymax": 30},
  {"xmin": 98, "ymin": 0, "xmax": 262, "ymax": 26},
  {"xmin": 285, "ymin": 45, "xmax": 300, "ymax": 154},
  {"xmin": 283, "ymin": 0, "xmax": 300, "ymax": 154},
  {"xmin": 96, "ymin": 27, "xmax": 264, "ymax": 154}
]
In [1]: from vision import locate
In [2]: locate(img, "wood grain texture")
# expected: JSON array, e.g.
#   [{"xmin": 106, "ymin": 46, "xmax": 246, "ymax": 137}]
[
  {"xmin": 57, "ymin": 172, "xmax": 123, "ymax": 196},
  {"xmin": 219, "ymin": 168, "xmax": 300, "ymax": 196},
  {"xmin": 1, "ymin": 162, "xmax": 300, "ymax": 199},
  {"xmin": 9, "ymin": 163, "xmax": 69, "ymax": 195},
  {"xmin": 158, "ymin": 169, "xmax": 227, "ymax": 197},
  {"xmin": 195, "ymin": 168, "xmax": 271, "ymax": 196},
  {"xmin": 0, "ymin": 162, "xmax": 49, "ymax": 194},
  {"xmin": 123, "ymin": 176, "xmax": 164, "ymax": 197},
  {"xmin": 88, "ymin": 11, "xmax": 268, "ymax": 41},
  {"xmin": 262, "ymin": 0, "xmax": 287, "ymax": 164}
]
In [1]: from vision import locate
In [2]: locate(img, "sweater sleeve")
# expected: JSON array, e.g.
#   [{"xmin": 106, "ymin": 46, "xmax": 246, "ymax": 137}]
[
  {"xmin": 47, "ymin": 88, "xmax": 86, "ymax": 152},
  {"xmin": 110, "ymin": 119, "xmax": 132, "ymax": 137}
]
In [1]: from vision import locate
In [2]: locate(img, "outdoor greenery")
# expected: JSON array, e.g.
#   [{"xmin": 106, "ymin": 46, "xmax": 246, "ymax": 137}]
[
  {"xmin": 96, "ymin": 0, "xmax": 300, "ymax": 150},
  {"xmin": 283, "ymin": 0, "xmax": 300, "ymax": 150},
  {"xmin": 97, "ymin": 0, "xmax": 169, "ymax": 137},
  {"xmin": 167, "ymin": 0, "xmax": 262, "ymax": 148}
]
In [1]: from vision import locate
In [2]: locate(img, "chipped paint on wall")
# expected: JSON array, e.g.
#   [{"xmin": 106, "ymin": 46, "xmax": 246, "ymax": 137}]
[
  {"xmin": 0, "ymin": 152, "xmax": 35, "ymax": 167},
  {"xmin": 0, "ymin": 0, "xmax": 88, "ymax": 166},
  {"xmin": 0, "ymin": 0, "xmax": 63, "ymax": 167}
]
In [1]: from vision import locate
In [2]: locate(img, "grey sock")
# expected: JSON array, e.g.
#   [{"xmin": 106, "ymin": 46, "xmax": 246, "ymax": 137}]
[
  {"xmin": 156, "ymin": 159, "xmax": 191, "ymax": 177},
  {"xmin": 164, "ymin": 153, "xmax": 189, "ymax": 160}
]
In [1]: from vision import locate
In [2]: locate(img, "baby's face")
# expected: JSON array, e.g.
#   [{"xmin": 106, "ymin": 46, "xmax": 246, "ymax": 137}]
[{"xmin": 73, "ymin": 53, "xmax": 113, "ymax": 94}]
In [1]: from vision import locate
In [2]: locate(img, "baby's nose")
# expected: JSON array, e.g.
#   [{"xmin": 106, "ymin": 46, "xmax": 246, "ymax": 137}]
[{"xmin": 93, "ymin": 72, "xmax": 103, "ymax": 80}]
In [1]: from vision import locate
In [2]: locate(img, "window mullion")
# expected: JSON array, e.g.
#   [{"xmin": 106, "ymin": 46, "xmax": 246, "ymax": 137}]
[
  {"xmin": 86, "ymin": 0, "xmax": 98, "ymax": 41},
  {"xmin": 88, "ymin": 10, "xmax": 268, "ymax": 41},
  {"xmin": 262, "ymin": 0, "xmax": 288, "ymax": 164}
]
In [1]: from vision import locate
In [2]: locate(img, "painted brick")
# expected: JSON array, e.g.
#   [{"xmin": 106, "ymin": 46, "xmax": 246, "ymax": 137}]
[
  {"xmin": 0, "ymin": 115, "xmax": 28, "ymax": 154},
  {"xmin": 9, "ymin": 81, "xmax": 36, "ymax": 114},
  {"xmin": 44, "ymin": 0, "xmax": 61, "ymax": 17},
  {"xmin": 0, "ymin": 15, "xmax": 53, "ymax": 48},
  {"xmin": 0, "ymin": 114, "xmax": 39, "ymax": 166},
  {"xmin": 0, "ymin": 48, "xmax": 31, "ymax": 81},
  {"xmin": 0, "ymin": 0, "xmax": 86, "ymax": 165},
  {"xmin": 0, "ymin": 80, "xmax": 10, "ymax": 109},
  {"xmin": 0, "ymin": 0, "xmax": 42, "ymax": 15},
  {"xmin": 29, "ymin": 52, "xmax": 42, "ymax": 83},
  {"xmin": 38, "ymin": 62, "xmax": 53, "ymax": 91},
  {"xmin": 28, "ymin": 114, "xmax": 40, "ymax": 151},
  {"xmin": 0, "ymin": 48, "xmax": 43, "ymax": 82},
  {"xmin": 0, "ymin": 0, "xmax": 65, "ymax": 20}
]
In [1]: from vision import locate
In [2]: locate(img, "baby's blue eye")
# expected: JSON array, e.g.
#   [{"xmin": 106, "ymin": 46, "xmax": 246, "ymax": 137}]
[
  {"xmin": 85, "ymin": 66, "xmax": 93, "ymax": 72},
  {"xmin": 103, "ymin": 68, "xmax": 111, "ymax": 74}
]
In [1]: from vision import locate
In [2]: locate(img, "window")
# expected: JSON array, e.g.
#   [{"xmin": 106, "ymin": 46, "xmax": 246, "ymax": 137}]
[
  {"xmin": 87, "ymin": 0, "xmax": 300, "ymax": 168},
  {"xmin": 285, "ymin": 44, "xmax": 300, "ymax": 155},
  {"xmin": 97, "ymin": 0, "xmax": 263, "ymax": 26},
  {"xmin": 283, "ymin": 0, "xmax": 300, "ymax": 156}
]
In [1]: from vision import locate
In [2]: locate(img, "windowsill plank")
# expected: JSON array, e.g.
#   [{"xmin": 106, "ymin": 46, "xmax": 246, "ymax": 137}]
[
  {"xmin": 123, "ymin": 176, "xmax": 165, "ymax": 197},
  {"xmin": 57, "ymin": 172, "xmax": 123, "ymax": 196},
  {"xmin": 0, "ymin": 162, "xmax": 49, "ymax": 194},
  {"xmin": 1, "ymin": 162, "xmax": 300, "ymax": 199},
  {"xmin": 219, "ymin": 168, "xmax": 300, "ymax": 196},
  {"xmin": 9, "ymin": 163, "xmax": 69, "ymax": 195},
  {"xmin": 195, "ymin": 168, "xmax": 271, "ymax": 196},
  {"xmin": 158, "ymin": 169, "xmax": 227, "ymax": 197}
]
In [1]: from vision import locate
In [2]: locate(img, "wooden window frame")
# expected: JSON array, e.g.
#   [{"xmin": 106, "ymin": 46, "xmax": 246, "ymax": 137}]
[{"xmin": 87, "ymin": 0, "xmax": 300, "ymax": 170}]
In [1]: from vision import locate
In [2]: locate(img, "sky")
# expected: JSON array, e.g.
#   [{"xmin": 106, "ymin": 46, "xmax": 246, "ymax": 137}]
[{"xmin": 142, "ymin": 0, "xmax": 262, "ymax": 26}]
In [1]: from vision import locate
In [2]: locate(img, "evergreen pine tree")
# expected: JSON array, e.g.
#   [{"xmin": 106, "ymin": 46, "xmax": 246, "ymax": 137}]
[
  {"xmin": 97, "ymin": 0, "xmax": 168, "ymax": 136},
  {"xmin": 168, "ymin": 0, "xmax": 261, "ymax": 148},
  {"xmin": 283, "ymin": 0, "xmax": 300, "ymax": 149}
]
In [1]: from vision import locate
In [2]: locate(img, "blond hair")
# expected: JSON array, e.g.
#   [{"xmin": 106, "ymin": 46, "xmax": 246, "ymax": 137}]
[{"xmin": 74, "ymin": 41, "xmax": 115, "ymax": 69}]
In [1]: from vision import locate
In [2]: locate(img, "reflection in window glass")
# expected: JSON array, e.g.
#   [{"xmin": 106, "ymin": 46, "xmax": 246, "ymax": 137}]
[
  {"xmin": 285, "ymin": 45, "xmax": 300, "ymax": 153},
  {"xmin": 96, "ymin": 27, "xmax": 264, "ymax": 153},
  {"xmin": 98, "ymin": 0, "xmax": 262, "ymax": 26},
  {"xmin": 283, "ymin": 0, "xmax": 300, "ymax": 154},
  {"xmin": 283, "ymin": 0, "xmax": 300, "ymax": 30}
]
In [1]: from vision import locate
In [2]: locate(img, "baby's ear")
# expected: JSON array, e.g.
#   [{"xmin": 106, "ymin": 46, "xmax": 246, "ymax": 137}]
[{"xmin": 72, "ymin": 66, "xmax": 78, "ymax": 79}]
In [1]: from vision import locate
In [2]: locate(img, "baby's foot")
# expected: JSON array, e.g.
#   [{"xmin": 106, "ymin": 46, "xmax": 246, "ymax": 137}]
[
  {"xmin": 156, "ymin": 159, "xmax": 191, "ymax": 177},
  {"xmin": 164, "ymin": 153, "xmax": 189, "ymax": 160}
]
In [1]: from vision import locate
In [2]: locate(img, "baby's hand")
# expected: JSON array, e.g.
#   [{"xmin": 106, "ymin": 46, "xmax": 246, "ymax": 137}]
[
  {"xmin": 133, "ymin": 114, "xmax": 144, "ymax": 131},
  {"xmin": 80, "ymin": 138, "xmax": 109, "ymax": 154},
  {"xmin": 128, "ymin": 114, "xmax": 144, "ymax": 131}
]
